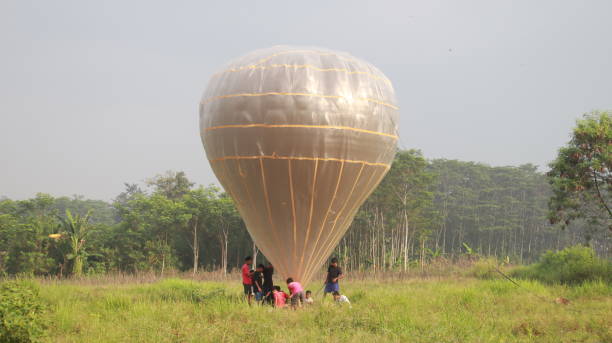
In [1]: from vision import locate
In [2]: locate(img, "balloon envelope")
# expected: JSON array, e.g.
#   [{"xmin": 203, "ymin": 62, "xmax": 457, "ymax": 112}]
[{"xmin": 200, "ymin": 46, "xmax": 398, "ymax": 285}]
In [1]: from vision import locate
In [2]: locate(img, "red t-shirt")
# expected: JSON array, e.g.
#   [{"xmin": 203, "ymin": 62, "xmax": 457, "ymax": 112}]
[
  {"xmin": 273, "ymin": 291, "xmax": 288, "ymax": 307},
  {"xmin": 241, "ymin": 264, "xmax": 252, "ymax": 285}
]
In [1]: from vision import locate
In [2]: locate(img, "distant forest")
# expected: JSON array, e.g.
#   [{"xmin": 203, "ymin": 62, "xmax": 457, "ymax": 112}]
[{"xmin": 1, "ymin": 150, "xmax": 609, "ymax": 277}]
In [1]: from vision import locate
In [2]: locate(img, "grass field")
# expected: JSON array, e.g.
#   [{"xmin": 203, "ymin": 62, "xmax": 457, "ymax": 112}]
[{"xmin": 36, "ymin": 275, "xmax": 611, "ymax": 343}]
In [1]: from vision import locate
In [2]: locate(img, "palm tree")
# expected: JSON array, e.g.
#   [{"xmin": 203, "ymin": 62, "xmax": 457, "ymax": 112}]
[{"xmin": 56, "ymin": 209, "xmax": 92, "ymax": 276}]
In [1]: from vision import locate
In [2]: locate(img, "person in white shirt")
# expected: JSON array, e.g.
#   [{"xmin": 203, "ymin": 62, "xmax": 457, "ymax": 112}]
[
  {"xmin": 332, "ymin": 291, "xmax": 350, "ymax": 306},
  {"xmin": 304, "ymin": 290, "xmax": 314, "ymax": 305}
]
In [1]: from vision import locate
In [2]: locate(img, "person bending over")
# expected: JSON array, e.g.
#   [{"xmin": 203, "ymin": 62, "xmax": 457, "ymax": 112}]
[
  {"xmin": 286, "ymin": 277, "xmax": 305, "ymax": 309},
  {"xmin": 272, "ymin": 285, "xmax": 288, "ymax": 308}
]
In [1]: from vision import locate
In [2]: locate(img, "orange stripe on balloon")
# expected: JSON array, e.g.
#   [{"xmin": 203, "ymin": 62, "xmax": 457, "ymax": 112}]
[
  {"xmin": 203, "ymin": 123, "xmax": 398, "ymax": 139},
  {"xmin": 211, "ymin": 64, "xmax": 392, "ymax": 85},
  {"xmin": 200, "ymin": 92, "xmax": 399, "ymax": 110},
  {"xmin": 209, "ymin": 155, "xmax": 391, "ymax": 168}
]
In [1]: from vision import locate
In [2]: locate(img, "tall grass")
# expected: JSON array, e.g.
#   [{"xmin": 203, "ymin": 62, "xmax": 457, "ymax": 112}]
[{"xmin": 34, "ymin": 276, "xmax": 611, "ymax": 343}]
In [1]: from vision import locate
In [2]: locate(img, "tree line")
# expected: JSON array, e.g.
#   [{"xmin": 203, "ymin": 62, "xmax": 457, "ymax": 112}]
[{"xmin": 0, "ymin": 113, "xmax": 609, "ymax": 277}]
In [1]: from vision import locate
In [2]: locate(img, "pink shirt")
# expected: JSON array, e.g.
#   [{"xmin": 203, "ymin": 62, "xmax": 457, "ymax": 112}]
[
  {"xmin": 287, "ymin": 281, "xmax": 303, "ymax": 295},
  {"xmin": 273, "ymin": 291, "xmax": 287, "ymax": 307},
  {"xmin": 241, "ymin": 264, "xmax": 252, "ymax": 285}
]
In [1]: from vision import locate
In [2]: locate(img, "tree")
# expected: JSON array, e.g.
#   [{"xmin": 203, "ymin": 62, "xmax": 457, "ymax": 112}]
[
  {"xmin": 55, "ymin": 209, "xmax": 93, "ymax": 276},
  {"xmin": 146, "ymin": 171, "xmax": 194, "ymax": 200},
  {"xmin": 183, "ymin": 187, "xmax": 215, "ymax": 275},
  {"xmin": 548, "ymin": 111, "xmax": 611, "ymax": 235}
]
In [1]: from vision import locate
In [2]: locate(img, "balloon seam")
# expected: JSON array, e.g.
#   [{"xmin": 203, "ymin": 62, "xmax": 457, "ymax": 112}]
[
  {"xmin": 209, "ymin": 155, "xmax": 390, "ymax": 168},
  {"xmin": 304, "ymin": 160, "xmax": 345, "ymax": 282},
  {"xmin": 225, "ymin": 50, "xmax": 362, "ymax": 71},
  {"xmin": 310, "ymin": 166, "xmax": 384, "ymax": 276},
  {"xmin": 200, "ymin": 92, "xmax": 399, "ymax": 110},
  {"xmin": 299, "ymin": 159, "xmax": 319, "ymax": 280},
  {"xmin": 310, "ymin": 163, "xmax": 366, "ymax": 276},
  {"xmin": 287, "ymin": 159, "xmax": 298, "ymax": 270},
  {"xmin": 203, "ymin": 124, "xmax": 398, "ymax": 139},
  {"xmin": 258, "ymin": 157, "xmax": 290, "ymax": 275},
  {"xmin": 212, "ymin": 64, "xmax": 391, "ymax": 85}
]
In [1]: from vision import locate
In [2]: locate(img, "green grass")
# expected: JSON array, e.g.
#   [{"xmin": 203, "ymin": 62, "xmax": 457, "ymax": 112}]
[{"xmin": 37, "ymin": 277, "xmax": 611, "ymax": 343}]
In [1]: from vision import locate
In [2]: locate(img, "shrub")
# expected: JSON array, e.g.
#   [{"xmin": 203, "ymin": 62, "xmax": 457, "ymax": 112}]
[
  {"xmin": 0, "ymin": 280, "xmax": 47, "ymax": 343},
  {"xmin": 510, "ymin": 245, "xmax": 612, "ymax": 285},
  {"xmin": 466, "ymin": 257, "xmax": 501, "ymax": 279}
]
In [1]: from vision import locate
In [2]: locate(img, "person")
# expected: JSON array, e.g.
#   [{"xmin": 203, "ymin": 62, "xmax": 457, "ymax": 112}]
[
  {"xmin": 241, "ymin": 256, "xmax": 254, "ymax": 306},
  {"xmin": 332, "ymin": 291, "xmax": 351, "ymax": 306},
  {"xmin": 286, "ymin": 277, "xmax": 305, "ymax": 309},
  {"xmin": 262, "ymin": 262, "xmax": 274, "ymax": 305},
  {"xmin": 272, "ymin": 285, "xmax": 288, "ymax": 308},
  {"xmin": 324, "ymin": 257, "xmax": 344, "ymax": 297},
  {"xmin": 252, "ymin": 264, "xmax": 264, "ymax": 303},
  {"xmin": 304, "ymin": 290, "xmax": 314, "ymax": 305}
]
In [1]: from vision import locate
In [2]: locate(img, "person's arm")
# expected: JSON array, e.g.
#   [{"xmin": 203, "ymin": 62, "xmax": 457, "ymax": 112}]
[{"xmin": 333, "ymin": 268, "xmax": 345, "ymax": 283}]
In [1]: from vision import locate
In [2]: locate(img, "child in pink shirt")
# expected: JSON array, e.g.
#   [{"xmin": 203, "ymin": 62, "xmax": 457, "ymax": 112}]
[{"xmin": 286, "ymin": 278, "xmax": 305, "ymax": 308}]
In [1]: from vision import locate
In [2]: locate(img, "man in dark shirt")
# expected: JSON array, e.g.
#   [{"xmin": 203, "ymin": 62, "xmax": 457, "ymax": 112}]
[
  {"xmin": 324, "ymin": 257, "xmax": 344, "ymax": 297},
  {"xmin": 262, "ymin": 262, "xmax": 274, "ymax": 305},
  {"xmin": 252, "ymin": 264, "xmax": 265, "ymax": 303}
]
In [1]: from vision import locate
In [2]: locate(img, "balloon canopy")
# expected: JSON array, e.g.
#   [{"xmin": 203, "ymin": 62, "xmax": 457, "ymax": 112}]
[{"xmin": 199, "ymin": 46, "xmax": 398, "ymax": 285}]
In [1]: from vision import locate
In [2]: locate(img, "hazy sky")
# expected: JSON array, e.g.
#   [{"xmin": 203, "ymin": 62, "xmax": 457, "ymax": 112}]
[{"xmin": 1, "ymin": 0, "xmax": 611, "ymax": 201}]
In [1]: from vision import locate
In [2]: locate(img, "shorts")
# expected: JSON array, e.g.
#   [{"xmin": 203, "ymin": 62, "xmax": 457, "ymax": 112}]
[
  {"xmin": 290, "ymin": 291, "xmax": 305, "ymax": 306},
  {"xmin": 243, "ymin": 283, "xmax": 253, "ymax": 295},
  {"xmin": 324, "ymin": 282, "xmax": 340, "ymax": 293}
]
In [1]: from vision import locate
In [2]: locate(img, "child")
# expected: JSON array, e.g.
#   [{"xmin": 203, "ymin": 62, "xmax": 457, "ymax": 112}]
[
  {"xmin": 304, "ymin": 290, "xmax": 314, "ymax": 305},
  {"xmin": 272, "ymin": 285, "xmax": 288, "ymax": 308},
  {"xmin": 286, "ymin": 277, "xmax": 305, "ymax": 309},
  {"xmin": 332, "ymin": 291, "xmax": 350, "ymax": 306}
]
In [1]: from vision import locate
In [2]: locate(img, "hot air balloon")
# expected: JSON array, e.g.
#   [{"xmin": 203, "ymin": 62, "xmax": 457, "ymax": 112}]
[{"xmin": 199, "ymin": 46, "xmax": 398, "ymax": 285}]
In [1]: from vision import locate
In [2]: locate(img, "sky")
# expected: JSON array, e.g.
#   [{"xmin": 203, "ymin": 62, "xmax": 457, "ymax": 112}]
[{"xmin": 1, "ymin": 0, "xmax": 611, "ymax": 201}]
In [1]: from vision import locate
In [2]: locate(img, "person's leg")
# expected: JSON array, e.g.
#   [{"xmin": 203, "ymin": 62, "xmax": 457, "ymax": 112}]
[
  {"xmin": 242, "ymin": 284, "xmax": 251, "ymax": 305},
  {"xmin": 290, "ymin": 294, "xmax": 298, "ymax": 309},
  {"xmin": 299, "ymin": 291, "xmax": 305, "ymax": 307}
]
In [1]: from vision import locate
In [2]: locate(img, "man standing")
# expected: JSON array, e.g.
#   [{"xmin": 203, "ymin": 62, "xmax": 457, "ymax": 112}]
[
  {"xmin": 324, "ymin": 257, "xmax": 344, "ymax": 297},
  {"xmin": 262, "ymin": 262, "xmax": 274, "ymax": 305},
  {"xmin": 241, "ymin": 256, "xmax": 254, "ymax": 305}
]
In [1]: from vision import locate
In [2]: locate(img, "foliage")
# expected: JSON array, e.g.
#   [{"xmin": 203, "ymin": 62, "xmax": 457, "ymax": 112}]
[
  {"xmin": 1, "ymin": 149, "xmax": 610, "ymax": 277},
  {"xmin": 0, "ymin": 280, "xmax": 46, "ymax": 343},
  {"xmin": 55, "ymin": 209, "xmax": 93, "ymax": 276},
  {"xmin": 511, "ymin": 245, "xmax": 612, "ymax": 284},
  {"xmin": 547, "ymin": 111, "xmax": 612, "ymax": 235}
]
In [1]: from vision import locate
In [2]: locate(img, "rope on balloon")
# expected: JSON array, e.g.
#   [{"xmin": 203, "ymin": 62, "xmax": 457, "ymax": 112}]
[
  {"xmin": 203, "ymin": 123, "xmax": 398, "ymax": 139},
  {"xmin": 200, "ymin": 91, "xmax": 399, "ymax": 110},
  {"xmin": 209, "ymin": 155, "xmax": 391, "ymax": 168}
]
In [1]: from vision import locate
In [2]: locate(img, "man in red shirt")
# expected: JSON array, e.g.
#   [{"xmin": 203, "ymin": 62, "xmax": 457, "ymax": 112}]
[{"xmin": 241, "ymin": 256, "xmax": 254, "ymax": 305}]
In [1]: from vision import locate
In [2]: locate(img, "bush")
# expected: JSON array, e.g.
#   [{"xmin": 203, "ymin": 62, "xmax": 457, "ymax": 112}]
[
  {"xmin": 510, "ymin": 245, "xmax": 612, "ymax": 285},
  {"xmin": 466, "ymin": 257, "xmax": 501, "ymax": 279},
  {"xmin": 0, "ymin": 280, "xmax": 47, "ymax": 343}
]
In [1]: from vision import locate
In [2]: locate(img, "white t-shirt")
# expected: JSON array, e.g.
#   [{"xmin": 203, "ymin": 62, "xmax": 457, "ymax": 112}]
[
  {"xmin": 336, "ymin": 295, "xmax": 350, "ymax": 304},
  {"xmin": 304, "ymin": 297, "xmax": 314, "ymax": 304}
]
